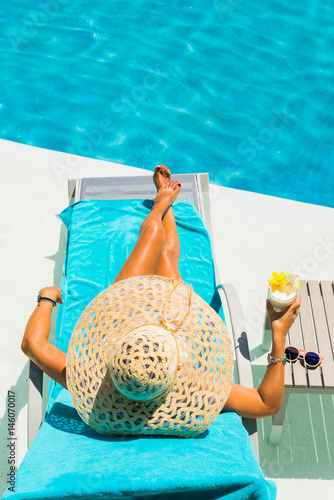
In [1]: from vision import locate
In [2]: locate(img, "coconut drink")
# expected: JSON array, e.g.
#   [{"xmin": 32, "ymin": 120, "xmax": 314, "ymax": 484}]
[{"xmin": 268, "ymin": 272, "xmax": 301, "ymax": 312}]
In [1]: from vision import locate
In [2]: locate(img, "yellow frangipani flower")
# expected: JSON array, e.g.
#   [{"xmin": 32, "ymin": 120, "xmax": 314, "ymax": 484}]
[
  {"xmin": 268, "ymin": 272, "xmax": 287, "ymax": 286},
  {"xmin": 268, "ymin": 271, "xmax": 301, "ymax": 293}
]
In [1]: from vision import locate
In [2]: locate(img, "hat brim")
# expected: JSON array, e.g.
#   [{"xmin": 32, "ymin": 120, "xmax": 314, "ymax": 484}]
[{"xmin": 66, "ymin": 275, "xmax": 233, "ymax": 437}]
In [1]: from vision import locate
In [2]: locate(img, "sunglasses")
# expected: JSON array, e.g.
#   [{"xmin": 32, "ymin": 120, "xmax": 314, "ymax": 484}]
[{"xmin": 285, "ymin": 346, "xmax": 324, "ymax": 368}]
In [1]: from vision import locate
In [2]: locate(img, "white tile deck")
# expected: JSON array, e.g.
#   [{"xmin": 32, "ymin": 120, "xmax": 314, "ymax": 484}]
[{"xmin": 1, "ymin": 139, "xmax": 333, "ymax": 498}]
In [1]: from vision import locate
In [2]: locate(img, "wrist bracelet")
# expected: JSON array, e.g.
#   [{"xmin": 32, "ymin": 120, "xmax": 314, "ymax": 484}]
[
  {"xmin": 267, "ymin": 353, "xmax": 286, "ymax": 366},
  {"xmin": 37, "ymin": 295, "xmax": 56, "ymax": 307}
]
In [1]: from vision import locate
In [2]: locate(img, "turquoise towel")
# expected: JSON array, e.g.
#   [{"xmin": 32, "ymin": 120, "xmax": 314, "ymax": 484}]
[
  {"xmin": 6, "ymin": 390, "xmax": 274, "ymax": 500},
  {"xmin": 50, "ymin": 198, "xmax": 225, "ymax": 407},
  {"xmin": 4, "ymin": 199, "xmax": 276, "ymax": 499}
]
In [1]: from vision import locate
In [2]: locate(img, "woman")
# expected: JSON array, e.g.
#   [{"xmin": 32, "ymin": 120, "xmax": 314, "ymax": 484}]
[{"xmin": 21, "ymin": 165, "xmax": 301, "ymax": 426}]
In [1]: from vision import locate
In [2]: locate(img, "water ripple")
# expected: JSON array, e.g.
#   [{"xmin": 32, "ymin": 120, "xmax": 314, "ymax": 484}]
[{"xmin": 0, "ymin": 0, "xmax": 333, "ymax": 207}]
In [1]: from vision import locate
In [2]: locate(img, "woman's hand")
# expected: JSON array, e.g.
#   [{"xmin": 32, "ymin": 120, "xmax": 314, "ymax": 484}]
[
  {"xmin": 266, "ymin": 293, "xmax": 301, "ymax": 339},
  {"xmin": 38, "ymin": 286, "xmax": 64, "ymax": 304}
]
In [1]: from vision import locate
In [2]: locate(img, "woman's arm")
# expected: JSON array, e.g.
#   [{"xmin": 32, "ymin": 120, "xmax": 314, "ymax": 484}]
[
  {"xmin": 21, "ymin": 287, "xmax": 67, "ymax": 388},
  {"xmin": 224, "ymin": 293, "xmax": 301, "ymax": 418}
]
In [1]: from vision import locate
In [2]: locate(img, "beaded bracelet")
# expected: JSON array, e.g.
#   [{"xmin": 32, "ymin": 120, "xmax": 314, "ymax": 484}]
[{"xmin": 37, "ymin": 295, "xmax": 56, "ymax": 307}]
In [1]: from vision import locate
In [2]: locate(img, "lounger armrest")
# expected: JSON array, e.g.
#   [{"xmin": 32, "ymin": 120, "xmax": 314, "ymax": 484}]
[
  {"xmin": 28, "ymin": 360, "xmax": 43, "ymax": 448},
  {"xmin": 217, "ymin": 283, "xmax": 259, "ymax": 461},
  {"xmin": 217, "ymin": 284, "xmax": 252, "ymax": 385}
]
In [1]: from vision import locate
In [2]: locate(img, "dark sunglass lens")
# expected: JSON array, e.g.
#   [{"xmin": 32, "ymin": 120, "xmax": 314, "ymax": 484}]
[
  {"xmin": 305, "ymin": 352, "xmax": 320, "ymax": 366},
  {"xmin": 285, "ymin": 347, "xmax": 299, "ymax": 361}
]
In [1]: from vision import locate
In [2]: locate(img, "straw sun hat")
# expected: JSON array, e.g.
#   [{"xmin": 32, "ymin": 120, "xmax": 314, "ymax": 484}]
[{"xmin": 66, "ymin": 275, "xmax": 233, "ymax": 437}]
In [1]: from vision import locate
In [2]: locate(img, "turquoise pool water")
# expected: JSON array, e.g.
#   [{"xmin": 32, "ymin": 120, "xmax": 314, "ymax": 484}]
[{"xmin": 1, "ymin": 0, "xmax": 333, "ymax": 207}]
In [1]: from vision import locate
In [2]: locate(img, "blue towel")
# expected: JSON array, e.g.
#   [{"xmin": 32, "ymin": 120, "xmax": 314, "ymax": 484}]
[
  {"xmin": 50, "ymin": 198, "xmax": 225, "ymax": 408},
  {"xmin": 4, "ymin": 199, "xmax": 276, "ymax": 499},
  {"xmin": 6, "ymin": 390, "xmax": 275, "ymax": 500}
]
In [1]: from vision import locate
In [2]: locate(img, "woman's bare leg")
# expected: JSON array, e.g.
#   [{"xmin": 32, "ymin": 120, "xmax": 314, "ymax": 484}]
[
  {"xmin": 153, "ymin": 166, "xmax": 182, "ymax": 280},
  {"xmin": 113, "ymin": 179, "xmax": 181, "ymax": 283}
]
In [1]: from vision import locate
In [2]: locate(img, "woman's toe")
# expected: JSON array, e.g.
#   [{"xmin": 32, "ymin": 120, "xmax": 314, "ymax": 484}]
[{"xmin": 160, "ymin": 165, "xmax": 171, "ymax": 178}]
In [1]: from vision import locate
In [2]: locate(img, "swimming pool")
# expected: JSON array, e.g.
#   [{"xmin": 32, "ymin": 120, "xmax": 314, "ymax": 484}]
[{"xmin": 1, "ymin": 0, "xmax": 333, "ymax": 207}]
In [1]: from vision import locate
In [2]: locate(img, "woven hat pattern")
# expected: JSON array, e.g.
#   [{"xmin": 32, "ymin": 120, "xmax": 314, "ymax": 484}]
[
  {"xmin": 66, "ymin": 275, "xmax": 233, "ymax": 437},
  {"xmin": 109, "ymin": 326, "xmax": 179, "ymax": 401}
]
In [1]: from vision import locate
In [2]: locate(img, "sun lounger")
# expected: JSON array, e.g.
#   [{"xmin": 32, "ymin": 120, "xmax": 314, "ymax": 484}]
[
  {"xmin": 70, "ymin": 174, "xmax": 259, "ymax": 451},
  {"xmin": 4, "ymin": 173, "xmax": 276, "ymax": 499}
]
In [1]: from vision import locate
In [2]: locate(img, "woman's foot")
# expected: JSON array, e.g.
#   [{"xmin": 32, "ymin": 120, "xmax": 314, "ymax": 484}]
[
  {"xmin": 153, "ymin": 165, "xmax": 172, "ymax": 191},
  {"xmin": 153, "ymin": 181, "xmax": 181, "ymax": 218}
]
